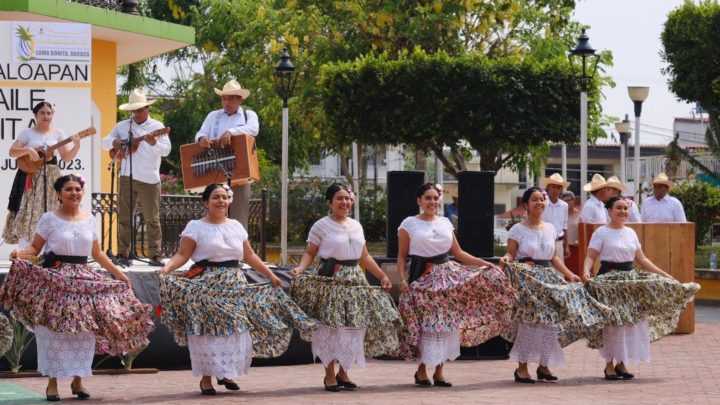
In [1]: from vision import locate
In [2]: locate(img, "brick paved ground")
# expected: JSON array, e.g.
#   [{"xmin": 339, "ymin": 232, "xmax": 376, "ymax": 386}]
[{"xmin": 2, "ymin": 322, "xmax": 720, "ymax": 405}]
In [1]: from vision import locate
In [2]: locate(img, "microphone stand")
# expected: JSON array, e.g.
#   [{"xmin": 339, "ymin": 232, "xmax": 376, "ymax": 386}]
[
  {"xmin": 207, "ymin": 147, "xmax": 233, "ymax": 217},
  {"xmin": 106, "ymin": 145, "xmax": 125, "ymax": 266},
  {"xmin": 42, "ymin": 144, "xmax": 48, "ymax": 213},
  {"xmin": 124, "ymin": 113, "xmax": 149, "ymax": 266}
]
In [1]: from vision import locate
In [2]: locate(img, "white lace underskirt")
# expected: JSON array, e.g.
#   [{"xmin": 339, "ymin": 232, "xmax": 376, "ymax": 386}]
[
  {"xmin": 35, "ymin": 326, "xmax": 95, "ymax": 380},
  {"xmin": 311, "ymin": 322, "xmax": 367, "ymax": 371},
  {"xmin": 417, "ymin": 330, "xmax": 461, "ymax": 367},
  {"xmin": 188, "ymin": 331, "xmax": 253, "ymax": 380},
  {"xmin": 509, "ymin": 320, "xmax": 566, "ymax": 368},
  {"xmin": 599, "ymin": 318, "xmax": 651, "ymax": 365}
]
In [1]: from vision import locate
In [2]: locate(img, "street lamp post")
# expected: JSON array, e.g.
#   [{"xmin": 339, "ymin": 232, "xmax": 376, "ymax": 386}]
[
  {"xmin": 615, "ymin": 116, "xmax": 631, "ymax": 185},
  {"xmin": 628, "ymin": 87, "xmax": 649, "ymax": 200},
  {"xmin": 568, "ymin": 28, "xmax": 600, "ymax": 206},
  {"xmin": 274, "ymin": 48, "xmax": 298, "ymax": 264}
]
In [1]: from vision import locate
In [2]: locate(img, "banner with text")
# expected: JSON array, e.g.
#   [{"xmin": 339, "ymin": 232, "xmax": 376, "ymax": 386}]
[
  {"xmin": 1, "ymin": 21, "xmax": 93, "ymax": 253},
  {"xmin": 12, "ymin": 22, "xmax": 91, "ymax": 64}
]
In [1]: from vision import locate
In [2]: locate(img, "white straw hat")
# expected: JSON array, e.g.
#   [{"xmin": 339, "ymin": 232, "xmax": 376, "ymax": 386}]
[
  {"xmin": 214, "ymin": 79, "xmax": 251, "ymax": 99},
  {"xmin": 119, "ymin": 89, "xmax": 156, "ymax": 111},
  {"xmin": 605, "ymin": 176, "xmax": 628, "ymax": 194},
  {"xmin": 583, "ymin": 173, "xmax": 608, "ymax": 192},
  {"xmin": 541, "ymin": 173, "xmax": 571, "ymax": 189},
  {"xmin": 649, "ymin": 173, "xmax": 676, "ymax": 190}
]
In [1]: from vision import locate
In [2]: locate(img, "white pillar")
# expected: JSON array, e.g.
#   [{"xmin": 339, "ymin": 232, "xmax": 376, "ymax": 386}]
[
  {"xmin": 634, "ymin": 115, "xmax": 641, "ymax": 199},
  {"xmin": 620, "ymin": 140, "xmax": 626, "ymax": 187},
  {"xmin": 280, "ymin": 104, "xmax": 289, "ymax": 264},
  {"xmin": 352, "ymin": 142, "xmax": 360, "ymax": 220},
  {"xmin": 580, "ymin": 91, "xmax": 588, "ymax": 206},
  {"xmin": 561, "ymin": 142, "xmax": 567, "ymax": 181}
]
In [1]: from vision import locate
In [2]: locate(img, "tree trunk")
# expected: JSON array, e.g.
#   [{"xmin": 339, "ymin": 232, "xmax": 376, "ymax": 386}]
[
  {"xmin": 415, "ymin": 148, "xmax": 428, "ymax": 174},
  {"xmin": 373, "ymin": 145, "xmax": 381, "ymax": 204},
  {"xmin": 337, "ymin": 148, "xmax": 353, "ymax": 184}
]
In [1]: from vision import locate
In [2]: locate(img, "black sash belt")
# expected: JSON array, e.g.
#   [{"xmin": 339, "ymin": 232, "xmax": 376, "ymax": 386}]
[
  {"xmin": 7, "ymin": 157, "xmax": 58, "ymax": 213},
  {"xmin": 317, "ymin": 258, "xmax": 359, "ymax": 277},
  {"xmin": 518, "ymin": 257, "xmax": 552, "ymax": 267},
  {"xmin": 43, "ymin": 252, "xmax": 88, "ymax": 268},
  {"xmin": 189, "ymin": 259, "xmax": 240, "ymax": 271},
  {"xmin": 597, "ymin": 261, "xmax": 634, "ymax": 276},
  {"xmin": 408, "ymin": 253, "xmax": 450, "ymax": 284}
]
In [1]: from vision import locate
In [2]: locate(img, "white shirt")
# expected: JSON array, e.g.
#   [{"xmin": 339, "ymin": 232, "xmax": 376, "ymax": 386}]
[
  {"xmin": 180, "ymin": 219, "xmax": 248, "ymax": 262},
  {"xmin": 541, "ymin": 198, "xmax": 568, "ymax": 238},
  {"xmin": 35, "ymin": 212, "xmax": 98, "ymax": 257},
  {"xmin": 627, "ymin": 200, "xmax": 642, "ymax": 223},
  {"xmin": 588, "ymin": 226, "xmax": 641, "ymax": 262},
  {"xmin": 582, "ymin": 194, "xmax": 609, "ymax": 224},
  {"xmin": 307, "ymin": 216, "xmax": 365, "ymax": 260},
  {"xmin": 398, "ymin": 216, "xmax": 454, "ymax": 257},
  {"xmin": 101, "ymin": 117, "xmax": 171, "ymax": 184},
  {"xmin": 17, "ymin": 128, "xmax": 67, "ymax": 159},
  {"xmin": 195, "ymin": 108, "xmax": 259, "ymax": 142},
  {"xmin": 640, "ymin": 194, "xmax": 687, "ymax": 223},
  {"xmin": 507, "ymin": 222, "xmax": 557, "ymax": 261}
]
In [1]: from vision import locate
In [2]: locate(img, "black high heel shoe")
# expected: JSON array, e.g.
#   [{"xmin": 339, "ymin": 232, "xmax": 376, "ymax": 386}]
[
  {"xmin": 200, "ymin": 381, "xmax": 216, "ymax": 396},
  {"xmin": 614, "ymin": 366, "xmax": 634, "ymax": 380},
  {"xmin": 432, "ymin": 374, "xmax": 452, "ymax": 387},
  {"xmin": 604, "ymin": 369, "xmax": 619, "ymax": 381},
  {"xmin": 70, "ymin": 381, "xmax": 91, "ymax": 399},
  {"xmin": 324, "ymin": 377, "xmax": 340, "ymax": 392},
  {"xmin": 336, "ymin": 373, "xmax": 357, "ymax": 389},
  {"xmin": 46, "ymin": 387, "xmax": 60, "ymax": 402},
  {"xmin": 414, "ymin": 372, "xmax": 431, "ymax": 387},
  {"xmin": 514, "ymin": 369, "xmax": 535, "ymax": 384},
  {"xmin": 217, "ymin": 378, "xmax": 240, "ymax": 391},
  {"xmin": 536, "ymin": 367, "xmax": 559, "ymax": 381}
]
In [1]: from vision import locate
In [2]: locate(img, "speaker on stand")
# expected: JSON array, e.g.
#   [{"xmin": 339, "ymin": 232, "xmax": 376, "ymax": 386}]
[{"xmin": 457, "ymin": 171, "xmax": 495, "ymax": 258}]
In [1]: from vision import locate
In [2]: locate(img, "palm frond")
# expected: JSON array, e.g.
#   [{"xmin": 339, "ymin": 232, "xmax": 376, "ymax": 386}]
[{"xmin": 667, "ymin": 132, "xmax": 720, "ymax": 181}]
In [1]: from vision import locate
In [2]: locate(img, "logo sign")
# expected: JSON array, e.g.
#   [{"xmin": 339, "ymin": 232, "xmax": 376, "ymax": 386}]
[{"xmin": 12, "ymin": 22, "xmax": 91, "ymax": 64}]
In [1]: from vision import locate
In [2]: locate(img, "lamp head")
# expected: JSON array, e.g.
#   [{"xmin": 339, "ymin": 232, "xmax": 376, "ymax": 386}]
[
  {"xmin": 571, "ymin": 29, "xmax": 596, "ymax": 57},
  {"xmin": 275, "ymin": 48, "xmax": 295, "ymax": 74},
  {"xmin": 614, "ymin": 121, "xmax": 630, "ymax": 134},
  {"xmin": 628, "ymin": 87, "xmax": 650, "ymax": 102}
]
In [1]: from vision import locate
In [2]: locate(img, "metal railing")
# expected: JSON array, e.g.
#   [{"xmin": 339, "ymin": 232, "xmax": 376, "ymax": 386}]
[
  {"xmin": 66, "ymin": 0, "xmax": 122, "ymax": 12},
  {"xmin": 91, "ymin": 190, "xmax": 267, "ymax": 260}
]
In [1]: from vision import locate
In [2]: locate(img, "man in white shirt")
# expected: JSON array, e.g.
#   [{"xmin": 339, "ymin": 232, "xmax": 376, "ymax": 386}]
[
  {"xmin": 541, "ymin": 173, "xmax": 571, "ymax": 262},
  {"xmin": 640, "ymin": 173, "xmax": 687, "ymax": 223},
  {"xmin": 605, "ymin": 176, "xmax": 641, "ymax": 223},
  {"xmin": 102, "ymin": 89, "xmax": 171, "ymax": 266},
  {"xmin": 582, "ymin": 174, "xmax": 610, "ymax": 224},
  {"xmin": 196, "ymin": 80, "xmax": 259, "ymax": 229}
]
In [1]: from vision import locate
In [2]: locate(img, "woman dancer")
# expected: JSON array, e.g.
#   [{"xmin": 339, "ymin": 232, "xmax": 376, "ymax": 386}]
[
  {"xmin": 3, "ymin": 102, "xmax": 81, "ymax": 247},
  {"xmin": 291, "ymin": 183, "xmax": 401, "ymax": 392},
  {"xmin": 583, "ymin": 196, "xmax": 699, "ymax": 379},
  {"xmin": 158, "ymin": 183, "xmax": 316, "ymax": 395},
  {"xmin": 394, "ymin": 183, "xmax": 516, "ymax": 387},
  {"xmin": 500, "ymin": 187, "xmax": 610, "ymax": 384},
  {"xmin": 0, "ymin": 174, "xmax": 154, "ymax": 401}
]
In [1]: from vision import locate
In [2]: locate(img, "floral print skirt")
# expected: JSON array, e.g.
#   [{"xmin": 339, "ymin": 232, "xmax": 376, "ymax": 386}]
[
  {"xmin": 502, "ymin": 263, "xmax": 612, "ymax": 347},
  {"xmin": 290, "ymin": 265, "xmax": 402, "ymax": 357},
  {"xmin": 0, "ymin": 312, "xmax": 12, "ymax": 356},
  {"xmin": 585, "ymin": 269, "xmax": 700, "ymax": 349},
  {"xmin": 0, "ymin": 258, "xmax": 154, "ymax": 356},
  {"xmin": 391, "ymin": 261, "xmax": 518, "ymax": 361},
  {"xmin": 3, "ymin": 164, "xmax": 62, "ymax": 244},
  {"xmin": 159, "ymin": 266, "xmax": 316, "ymax": 358}
]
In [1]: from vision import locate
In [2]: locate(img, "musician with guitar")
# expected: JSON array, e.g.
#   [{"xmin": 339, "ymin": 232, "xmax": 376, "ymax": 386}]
[
  {"xmin": 101, "ymin": 89, "xmax": 171, "ymax": 267},
  {"xmin": 3, "ymin": 101, "xmax": 84, "ymax": 248},
  {"xmin": 195, "ymin": 80, "xmax": 259, "ymax": 230}
]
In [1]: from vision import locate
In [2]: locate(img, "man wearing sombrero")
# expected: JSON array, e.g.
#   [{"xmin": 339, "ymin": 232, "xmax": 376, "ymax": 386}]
[
  {"xmin": 605, "ymin": 176, "xmax": 641, "ymax": 223},
  {"xmin": 640, "ymin": 173, "xmax": 686, "ymax": 223},
  {"xmin": 581, "ymin": 174, "xmax": 610, "ymax": 224},
  {"xmin": 195, "ymin": 80, "xmax": 259, "ymax": 228},
  {"xmin": 102, "ymin": 89, "xmax": 171, "ymax": 266},
  {"xmin": 541, "ymin": 173, "xmax": 571, "ymax": 261}
]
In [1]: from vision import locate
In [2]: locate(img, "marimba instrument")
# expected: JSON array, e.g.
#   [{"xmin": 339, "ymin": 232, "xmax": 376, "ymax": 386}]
[{"xmin": 180, "ymin": 134, "xmax": 260, "ymax": 193}]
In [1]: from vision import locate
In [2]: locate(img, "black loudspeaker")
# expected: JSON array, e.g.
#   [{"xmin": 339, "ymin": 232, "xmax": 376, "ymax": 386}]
[
  {"xmin": 386, "ymin": 171, "xmax": 426, "ymax": 257},
  {"xmin": 458, "ymin": 171, "xmax": 495, "ymax": 257}
]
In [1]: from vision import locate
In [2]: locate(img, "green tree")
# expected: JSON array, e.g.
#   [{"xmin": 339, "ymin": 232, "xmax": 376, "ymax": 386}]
[
  {"xmin": 319, "ymin": 50, "xmax": 587, "ymax": 176},
  {"xmin": 661, "ymin": 1, "xmax": 720, "ymax": 178},
  {"xmin": 670, "ymin": 181, "xmax": 720, "ymax": 247}
]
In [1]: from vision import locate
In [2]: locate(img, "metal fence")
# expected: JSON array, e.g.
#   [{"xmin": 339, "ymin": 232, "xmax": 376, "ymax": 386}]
[{"xmin": 91, "ymin": 190, "xmax": 267, "ymax": 260}]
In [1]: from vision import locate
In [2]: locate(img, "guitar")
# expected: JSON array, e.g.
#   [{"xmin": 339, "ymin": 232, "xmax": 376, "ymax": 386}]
[
  {"xmin": 17, "ymin": 127, "xmax": 96, "ymax": 174},
  {"xmin": 109, "ymin": 127, "xmax": 171, "ymax": 163}
]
